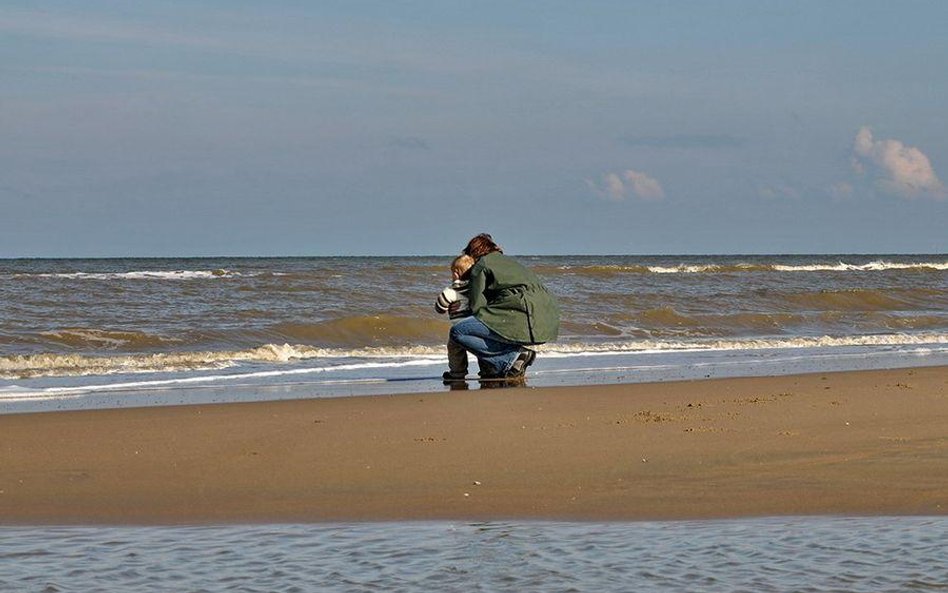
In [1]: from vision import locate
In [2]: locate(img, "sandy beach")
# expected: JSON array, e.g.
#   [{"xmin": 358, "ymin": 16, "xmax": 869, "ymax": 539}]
[{"xmin": 1, "ymin": 366, "xmax": 946, "ymax": 524}]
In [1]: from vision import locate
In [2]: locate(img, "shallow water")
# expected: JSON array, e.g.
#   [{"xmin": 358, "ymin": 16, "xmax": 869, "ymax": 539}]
[{"xmin": 2, "ymin": 517, "xmax": 946, "ymax": 592}]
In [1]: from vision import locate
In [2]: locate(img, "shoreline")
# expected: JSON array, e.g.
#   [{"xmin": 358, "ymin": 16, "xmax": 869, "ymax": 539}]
[
  {"xmin": 1, "ymin": 366, "xmax": 946, "ymax": 524},
  {"xmin": 6, "ymin": 344, "xmax": 947, "ymax": 415}
]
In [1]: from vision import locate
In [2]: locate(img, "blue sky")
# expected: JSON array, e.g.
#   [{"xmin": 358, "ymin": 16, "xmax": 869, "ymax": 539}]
[{"xmin": 2, "ymin": 1, "xmax": 946, "ymax": 256}]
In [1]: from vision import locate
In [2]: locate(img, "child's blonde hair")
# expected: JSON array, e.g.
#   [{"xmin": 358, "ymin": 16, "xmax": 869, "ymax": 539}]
[{"xmin": 451, "ymin": 254, "xmax": 475, "ymax": 279}]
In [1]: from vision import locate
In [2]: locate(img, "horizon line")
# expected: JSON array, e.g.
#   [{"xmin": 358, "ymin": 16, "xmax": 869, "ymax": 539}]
[{"xmin": 2, "ymin": 251, "xmax": 947, "ymax": 261}]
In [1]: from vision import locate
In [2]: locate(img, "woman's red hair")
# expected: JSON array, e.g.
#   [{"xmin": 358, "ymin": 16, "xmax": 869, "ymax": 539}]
[{"xmin": 463, "ymin": 233, "xmax": 502, "ymax": 259}]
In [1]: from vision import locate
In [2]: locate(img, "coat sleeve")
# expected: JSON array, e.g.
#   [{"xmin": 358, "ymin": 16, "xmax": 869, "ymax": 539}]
[{"xmin": 468, "ymin": 266, "xmax": 487, "ymax": 314}]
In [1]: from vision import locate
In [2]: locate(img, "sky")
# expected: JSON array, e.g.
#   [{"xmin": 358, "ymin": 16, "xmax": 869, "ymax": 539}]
[{"xmin": 2, "ymin": 1, "xmax": 947, "ymax": 256}]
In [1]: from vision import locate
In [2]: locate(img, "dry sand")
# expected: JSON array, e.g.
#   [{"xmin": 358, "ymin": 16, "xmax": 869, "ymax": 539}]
[{"xmin": 1, "ymin": 366, "xmax": 946, "ymax": 524}]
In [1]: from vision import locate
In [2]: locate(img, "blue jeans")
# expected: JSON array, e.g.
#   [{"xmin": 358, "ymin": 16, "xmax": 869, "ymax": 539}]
[{"xmin": 449, "ymin": 316, "xmax": 522, "ymax": 376}]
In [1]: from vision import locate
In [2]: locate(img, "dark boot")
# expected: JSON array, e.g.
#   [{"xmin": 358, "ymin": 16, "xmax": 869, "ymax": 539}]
[{"xmin": 506, "ymin": 349, "xmax": 537, "ymax": 377}]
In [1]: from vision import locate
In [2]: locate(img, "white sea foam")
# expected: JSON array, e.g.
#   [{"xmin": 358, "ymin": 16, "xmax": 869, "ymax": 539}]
[
  {"xmin": 17, "ymin": 270, "xmax": 238, "ymax": 280},
  {"xmin": 541, "ymin": 333, "xmax": 948, "ymax": 355},
  {"xmin": 557, "ymin": 260, "xmax": 948, "ymax": 274},
  {"xmin": 2, "ymin": 334, "xmax": 946, "ymax": 381},
  {"xmin": 0, "ymin": 343, "xmax": 445, "ymax": 379},
  {"xmin": 646, "ymin": 264, "xmax": 740, "ymax": 274},
  {"xmin": 655, "ymin": 261, "xmax": 948, "ymax": 274},
  {"xmin": 770, "ymin": 261, "xmax": 948, "ymax": 272}
]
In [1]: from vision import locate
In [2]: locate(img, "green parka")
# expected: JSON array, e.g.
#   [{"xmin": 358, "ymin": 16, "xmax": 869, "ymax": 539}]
[{"xmin": 468, "ymin": 252, "xmax": 560, "ymax": 345}]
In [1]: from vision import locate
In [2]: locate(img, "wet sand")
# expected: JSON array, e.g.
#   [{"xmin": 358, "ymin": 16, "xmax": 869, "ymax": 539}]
[{"xmin": 1, "ymin": 366, "xmax": 946, "ymax": 524}]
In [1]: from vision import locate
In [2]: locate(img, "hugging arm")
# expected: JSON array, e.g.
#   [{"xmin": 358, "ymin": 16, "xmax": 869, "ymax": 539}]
[{"xmin": 468, "ymin": 267, "xmax": 487, "ymax": 314}]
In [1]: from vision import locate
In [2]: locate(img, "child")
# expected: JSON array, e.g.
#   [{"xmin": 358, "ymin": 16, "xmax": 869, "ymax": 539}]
[{"xmin": 435, "ymin": 254, "xmax": 474, "ymax": 381}]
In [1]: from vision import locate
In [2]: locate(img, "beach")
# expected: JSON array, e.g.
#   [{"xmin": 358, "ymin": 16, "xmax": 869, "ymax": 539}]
[{"xmin": 2, "ymin": 365, "xmax": 945, "ymax": 524}]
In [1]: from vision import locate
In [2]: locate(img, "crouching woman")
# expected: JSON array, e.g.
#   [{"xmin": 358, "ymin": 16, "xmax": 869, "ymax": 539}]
[{"xmin": 447, "ymin": 233, "xmax": 559, "ymax": 379}]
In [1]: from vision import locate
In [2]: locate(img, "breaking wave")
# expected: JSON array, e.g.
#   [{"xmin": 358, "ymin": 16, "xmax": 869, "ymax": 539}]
[
  {"xmin": 538, "ymin": 260, "xmax": 948, "ymax": 276},
  {"xmin": 0, "ymin": 344, "xmax": 444, "ymax": 380},
  {"xmin": 772, "ymin": 261, "xmax": 948, "ymax": 272},
  {"xmin": 12, "ymin": 269, "xmax": 238, "ymax": 280},
  {"xmin": 543, "ymin": 333, "xmax": 948, "ymax": 355},
  {"xmin": 3, "ymin": 334, "xmax": 946, "ymax": 380}
]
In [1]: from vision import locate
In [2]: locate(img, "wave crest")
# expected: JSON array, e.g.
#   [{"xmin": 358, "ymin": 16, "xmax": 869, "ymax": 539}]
[
  {"xmin": 541, "ymin": 333, "xmax": 948, "ymax": 354},
  {"xmin": 537, "ymin": 260, "xmax": 948, "ymax": 277},
  {"xmin": 13, "ymin": 270, "xmax": 237, "ymax": 280},
  {"xmin": 3, "ymin": 334, "xmax": 946, "ymax": 380},
  {"xmin": 0, "ymin": 343, "xmax": 446, "ymax": 379}
]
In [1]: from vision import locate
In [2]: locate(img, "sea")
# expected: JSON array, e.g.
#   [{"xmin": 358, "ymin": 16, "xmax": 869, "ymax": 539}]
[
  {"xmin": 1, "ymin": 254, "xmax": 946, "ymax": 412},
  {"xmin": 1, "ymin": 518, "xmax": 946, "ymax": 592},
  {"xmin": 2, "ymin": 254, "xmax": 947, "ymax": 591}
]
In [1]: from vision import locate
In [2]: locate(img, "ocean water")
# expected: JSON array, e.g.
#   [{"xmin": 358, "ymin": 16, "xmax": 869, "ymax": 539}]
[
  {"xmin": 1, "ymin": 255, "xmax": 946, "ymax": 411},
  {"xmin": 1, "ymin": 517, "xmax": 946, "ymax": 592},
  {"xmin": 3, "ymin": 260, "xmax": 946, "ymax": 591}
]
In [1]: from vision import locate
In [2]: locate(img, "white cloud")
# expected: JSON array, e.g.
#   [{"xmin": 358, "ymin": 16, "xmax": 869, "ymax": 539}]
[
  {"xmin": 852, "ymin": 126, "xmax": 946, "ymax": 200},
  {"xmin": 624, "ymin": 170, "xmax": 665, "ymax": 200},
  {"xmin": 588, "ymin": 169, "xmax": 665, "ymax": 201},
  {"xmin": 603, "ymin": 173, "xmax": 625, "ymax": 200}
]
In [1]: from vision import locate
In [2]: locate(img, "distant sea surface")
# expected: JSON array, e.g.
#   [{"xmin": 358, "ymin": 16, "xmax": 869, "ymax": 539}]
[{"xmin": 2, "ymin": 255, "xmax": 946, "ymax": 411}]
